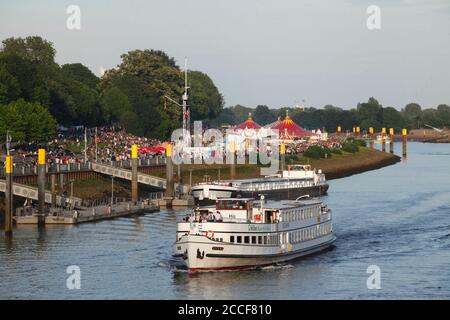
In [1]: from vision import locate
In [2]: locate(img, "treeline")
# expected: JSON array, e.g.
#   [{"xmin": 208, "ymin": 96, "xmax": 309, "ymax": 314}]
[
  {"xmin": 215, "ymin": 98, "xmax": 450, "ymax": 132},
  {"xmin": 0, "ymin": 36, "xmax": 224, "ymax": 142}
]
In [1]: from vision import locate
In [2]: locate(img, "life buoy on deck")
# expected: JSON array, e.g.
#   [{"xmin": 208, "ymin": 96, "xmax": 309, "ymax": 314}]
[{"xmin": 205, "ymin": 230, "xmax": 214, "ymax": 238}]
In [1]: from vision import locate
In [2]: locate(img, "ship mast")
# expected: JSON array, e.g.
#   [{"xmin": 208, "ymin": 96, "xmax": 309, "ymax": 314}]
[
  {"xmin": 164, "ymin": 57, "xmax": 191, "ymax": 140},
  {"xmin": 182, "ymin": 57, "xmax": 190, "ymax": 134}
]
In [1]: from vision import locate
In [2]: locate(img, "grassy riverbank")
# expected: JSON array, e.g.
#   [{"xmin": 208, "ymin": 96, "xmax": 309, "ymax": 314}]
[
  {"xmin": 293, "ymin": 147, "xmax": 401, "ymax": 179},
  {"xmin": 152, "ymin": 147, "xmax": 400, "ymax": 183},
  {"xmin": 22, "ymin": 148, "xmax": 399, "ymax": 200}
]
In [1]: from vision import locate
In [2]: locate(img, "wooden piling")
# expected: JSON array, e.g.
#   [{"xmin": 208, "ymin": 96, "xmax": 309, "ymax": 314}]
[
  {"xmin": 381, "ymin": 128, "xmax": 386, "ymax": 152},
  {"xmin": 5, "ymin": 156, "xmax": 13, "ymax": 236},
  {"xmin": 229, "ymin": 142, "xmax": 236, "ymax": 180},
  {"xmin": 51, "ymin": 174, "xmax": 56, "ymax": 207},
  {"xmin": 165, "ymin": 143, "xmax": 174, "ymax": 198},
  {"xmin": 369, "ymin": 127, "xmax": 374, "ymax": 148},
  {"xmin": 389, "ymin": 128, "xmax": 394, "ymax": 154},
  {"xmin": 280, "ymin": 143, "xmax": 286, "ymax": 171},
  {"xmin": 60, "ymin": 173, "xmax": 65, "ymax": 194},
  {"xmin": 37, "ymin": 149, "xmax": 46, "ymax": 226},
  {"xmin": 402, "ymin": 128, "xmax": 408, "ymax": 158},
  {"xmin": 131, "ymin": 144, "xmax": 138, "ymax": 204}
]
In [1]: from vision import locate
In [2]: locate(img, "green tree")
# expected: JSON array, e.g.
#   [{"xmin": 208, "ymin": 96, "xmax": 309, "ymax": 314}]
[
  {"xmin": 61, "ymin": 63, "xmax": 99, "ymax": 89},
  {"xmin": 100, "ymin": 86, "xmax": 131, "ymax": 123},
  {"xmin": 382, "ymin": 106, "xmax": 405, "ymax": 130},
  {"xmin": 402, "ymin": 103, "xmax": 422, "ymax": 128},
  {"xmin": 1, "ymin": 36, "xmax": 56, "ymax": 65},
  {"xmin": 253, "ymin": 105, "xmax": 276, "ymax": 125},
  {"xmin": 188, "ymin": 70, "xmax": 224, "ymax": 120},
  {"xmin": 99, "ymin": 49, "xmax": 184, "ymax": 138},
  {"xmin": 0, "ymin": 99, "xmax": 57, "ymax": 143},
  {"xmin": 357, "ymin": 97, "xmax": 382, "ymax": 129},
  {"xmin": 436, "ymin": 104, "xmax": 450, "ymax": 127},
  {"xmin": 0, "ymin": 63, "xmax": 20, "ymax": 104}
]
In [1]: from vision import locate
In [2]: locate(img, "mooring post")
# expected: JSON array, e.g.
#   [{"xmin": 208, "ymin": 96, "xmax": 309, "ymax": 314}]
[
  {"xmin": 402, "ymin": 128, "xmax": 408, "ymax": 158},
  {"xmin": 369, "ymin": 127, "xmax": 374, "ymax": 148},
  {"xmin": 389, "ymin": 128, "xmax": 395, "ymax": 154},
  {"xmin": 59, "ymin": 173, "xmax": 65, "ymax": 194},
  {"xmin": 381, "ymin": 128, "xmax": 386, "ymax": 152},
  {"xmin": 37, "ymin": 149, "xmax": 46, "ymax": 226},
  {"xmin": 165, "ymin": 143, "xmax": 174, "ymax": 198},
  {"xmin": 229, "ymin": 142, "xmax": 236, "ymax": 181},
  {"xmin": 131, "ymin": 144, "xmax": 138, "ymax": 204},
  {"xmin": 280, "ymin": 143, "xmax": 286, "ymax": 171},
  {"xmin": 5, "ymin": 155, "xmax": 13, "ymax": 236},
  {"xmin": 51, "ymin": 174, "xmax": 56, "ymax": 207}
]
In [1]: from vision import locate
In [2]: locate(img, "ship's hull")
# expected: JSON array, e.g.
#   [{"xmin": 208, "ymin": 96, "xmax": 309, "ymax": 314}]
[{"xmin": 175, "ymin": 233, "xmax": 336, "ymax": 271}]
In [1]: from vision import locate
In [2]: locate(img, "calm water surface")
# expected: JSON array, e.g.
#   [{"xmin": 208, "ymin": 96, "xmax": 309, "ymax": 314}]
[{"xmin": 1, "ymin": 142, "xmax": 450, "ymax": 299}]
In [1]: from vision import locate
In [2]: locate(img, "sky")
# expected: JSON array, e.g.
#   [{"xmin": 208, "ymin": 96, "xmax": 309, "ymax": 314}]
[{"xmin": 1, "ymin": 0, "xmax": 449, "ymax": 110}]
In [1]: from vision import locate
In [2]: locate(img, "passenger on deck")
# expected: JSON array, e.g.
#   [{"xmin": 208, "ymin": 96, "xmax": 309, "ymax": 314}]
[{"xmin": 213, "ymin": 211, "xmax": 223, "ymax": 222}]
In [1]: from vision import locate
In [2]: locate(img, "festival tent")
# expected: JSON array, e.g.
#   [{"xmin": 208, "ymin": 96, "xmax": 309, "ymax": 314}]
[
  {"xmin": 235, "ymin": 113, "xmax": 261, "ymax": 130},
  {"xmin": 264, "ymin": 117, "xmax": 282, "ymax": 130},
  {"xmin": 271, "ymin": 112, "xmax": 312, "ymax": 139}
]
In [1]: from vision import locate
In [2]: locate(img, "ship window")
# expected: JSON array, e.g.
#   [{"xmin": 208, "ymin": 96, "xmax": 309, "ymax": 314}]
[
  {"xmin": 230, "ymin": 236, "xmax": 234, "ymax": 243},
  {"xmin": 258, "ymin": 236, "xmax": 262, "ymax": 244},
  {"xmin": 252, "ymin": 236, "xmax": 256, "ymax": 244},
  {"xmin": 237, "ymin": 236, "xmax": 242, "ymax": 243},
  {"xmin": 244, "ymin": 236, "xmax": 250, "ymax": 244},
  {"xmin": 263, "ymin": 236, "xmax": 268, "ymax": 244}
]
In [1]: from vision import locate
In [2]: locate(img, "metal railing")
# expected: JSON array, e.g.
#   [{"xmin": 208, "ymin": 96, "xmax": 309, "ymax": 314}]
[{"xmin": 0, "ymin": 156, "xmax": 166, "ymax": 177}]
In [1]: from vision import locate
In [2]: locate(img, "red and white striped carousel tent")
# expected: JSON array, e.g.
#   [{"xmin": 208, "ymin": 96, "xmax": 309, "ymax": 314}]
[
  {"xmin": 268, "ymin": 112, "xmax": 312, "ymax": 140},
  {"xmin": 234, "ymin": 113, "xmax": 261, "ymax": 130}
]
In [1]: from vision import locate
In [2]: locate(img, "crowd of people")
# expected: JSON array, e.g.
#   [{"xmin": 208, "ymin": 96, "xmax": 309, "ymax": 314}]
[
  {"xmin": 1, "ymin": 126, "xmax": 167, "ymax": 167},
  {"xmin": 284, "ymin": 136, "xmax": 344, "ymax": 154},
  {"xmin": 2, "ymin": 125, "xmax": 350, "ymax": 169},
  {"xmin": 84, "ymin": 127, "xmax": 164, "ymax": 163}
]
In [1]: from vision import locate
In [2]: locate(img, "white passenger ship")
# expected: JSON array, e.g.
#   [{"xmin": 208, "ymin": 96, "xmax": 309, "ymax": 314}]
[
  {"xmin": 173, "ymin": 197, "xmax": 336, "ymax": 271},
  {"xmin": 191, "ymin": 165, "xmax": 329, "ymax": 205}
]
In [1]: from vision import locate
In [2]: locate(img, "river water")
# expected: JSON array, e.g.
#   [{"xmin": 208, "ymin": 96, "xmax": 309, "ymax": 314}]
[{"xmin": 1, "ymin": 142, "xmax": 449, "ymax": 299}]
